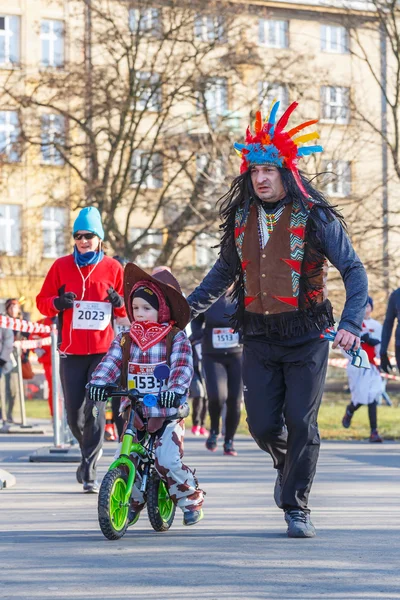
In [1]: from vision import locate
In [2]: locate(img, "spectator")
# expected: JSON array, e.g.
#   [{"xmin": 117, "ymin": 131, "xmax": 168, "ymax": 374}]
[
  {"xmin": 0, "ymin": 323, "xmax": 14, "ymax": 422},
  {"xmin": 2, "ymin": 299, "xmax": 28, "ymax": 423}
]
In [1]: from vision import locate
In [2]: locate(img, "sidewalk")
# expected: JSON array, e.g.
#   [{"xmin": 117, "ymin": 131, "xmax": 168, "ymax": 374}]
[{"xmin": 0, "ymin": 433, "xmax": 399, "ymax": 599}]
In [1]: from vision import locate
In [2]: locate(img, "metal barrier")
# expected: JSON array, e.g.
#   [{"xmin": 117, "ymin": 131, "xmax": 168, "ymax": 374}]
[{"xmin": 29, "ymin": 325, "xmax": 80, "ymax": 462}]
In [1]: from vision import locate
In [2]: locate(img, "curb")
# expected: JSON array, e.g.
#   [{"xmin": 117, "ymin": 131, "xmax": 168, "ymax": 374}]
[{"xmin": 0, "ymin": 469, "xmax": 16, "ymax": 489}]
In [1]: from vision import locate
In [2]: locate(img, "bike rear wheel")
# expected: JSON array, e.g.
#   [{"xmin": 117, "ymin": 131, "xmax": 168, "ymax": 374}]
[
  {"xmin": 98, "ymin": 467, "xmax": 130, "ymax": 540},
  {"xmin": 147, "ymin": 471, "xmax": 176, "ymax": 532}
]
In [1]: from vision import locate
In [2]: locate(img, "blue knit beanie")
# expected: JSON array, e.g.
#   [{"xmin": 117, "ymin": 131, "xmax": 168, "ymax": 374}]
[{"xmin": 72, "ymin": 207, "xmax": 104, "ymax": 240}]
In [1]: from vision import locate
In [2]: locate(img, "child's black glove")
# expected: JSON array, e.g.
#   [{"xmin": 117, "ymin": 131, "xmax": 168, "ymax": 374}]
[
  {"xmin": 159, "ymin": 391, "xmax": 182, "ymax": 408},
  {"xmin": 88, "ymin": 384, "xmax": 108, "ymax": 403},
  {"xmin": 105, "ymin": 287, "xmax": 123, "ymax": 308}
]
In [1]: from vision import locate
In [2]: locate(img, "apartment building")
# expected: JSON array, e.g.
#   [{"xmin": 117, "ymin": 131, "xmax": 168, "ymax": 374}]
[{"xmin": 0, "ymin": 0, "xmax": 389, "ymax": 317}]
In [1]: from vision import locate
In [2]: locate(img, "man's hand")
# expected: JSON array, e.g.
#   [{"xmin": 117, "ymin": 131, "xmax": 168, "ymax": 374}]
[
  {"xmin": 380, "ymin": 353, "xmax": 392, "ymax": 374},
  {"xmin": 332, "ymin": 329, "xmax": 360, "ymax": 352}
]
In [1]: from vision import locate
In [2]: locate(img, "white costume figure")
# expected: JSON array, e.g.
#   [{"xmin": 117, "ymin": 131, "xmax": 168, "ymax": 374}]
[
  {"xmin": 346, "ymin": 317, "xmax": 383, "ymax": 405},
  {"xmin": 342, "ymin": 298, "xmax": 383, "ymax": 442}
]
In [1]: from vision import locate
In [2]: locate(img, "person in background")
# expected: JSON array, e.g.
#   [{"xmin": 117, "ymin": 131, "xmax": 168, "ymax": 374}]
[
  {"xmin": 0, "ymin": 324, "xmax": 14, "ymax": 422},
  {"xmin": 342, "ymin": 296, "xmax": 383, "ymax": 442},
  {"xmin": 30, "ymin": 316, "xmax": 57, "ymax": 418},
  {"xmin": 380, "ymin": 287, "xmax": 400, "ymax": 375},
  {"xmin": 191, "ymin": 289, "xmax": 243, "ymax": 456},
  {"xmin": 188, "ymin": 336, "xmax": 208, "ymax": 436},
  {"xmin": 2, "ymin": 299, "xmax": 29, "ymax": 423},
  {"xmin": 36, "ymin": 207, "xmax": 126, "ymax": 493}
]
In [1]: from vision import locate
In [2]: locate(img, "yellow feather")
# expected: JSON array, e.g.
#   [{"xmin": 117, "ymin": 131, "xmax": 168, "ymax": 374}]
[
  {"xmin": 264, "ymin": 98, "xmax": 277, "ymax": 124},
  {"xmin": 234, "ymin": 148, "xmax": 243, "ymax": 157},
  {"xmin": 293, "ymin": 132, "xmax": 319, "ymax": 145}
]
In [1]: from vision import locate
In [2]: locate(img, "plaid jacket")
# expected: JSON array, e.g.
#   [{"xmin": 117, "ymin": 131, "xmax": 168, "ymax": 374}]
[{"xmin": 90, "ymin": 328, "xmax": 193, "ymax": 417}]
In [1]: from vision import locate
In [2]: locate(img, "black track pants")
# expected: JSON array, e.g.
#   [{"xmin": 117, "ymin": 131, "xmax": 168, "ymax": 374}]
[
  {"xmin": 202, "ymin": 352, "xmax": 243, "ymax": 442},
  {"xmin": 60, "ymin": 353, "xmax": 106, "ymax": 481},
  {"xmin": 242, "ymin": 335, "xmax": 329, "ymax": 512}
]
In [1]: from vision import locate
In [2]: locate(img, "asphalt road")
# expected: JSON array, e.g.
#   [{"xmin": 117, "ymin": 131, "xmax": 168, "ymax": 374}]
[{"xmin": 0, "ymin": 429, "xmax": 399, "ymax": 600}]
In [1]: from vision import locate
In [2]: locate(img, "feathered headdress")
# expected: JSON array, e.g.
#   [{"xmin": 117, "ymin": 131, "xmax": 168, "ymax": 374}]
[{"xmin": 233, "ymin": 100, "xmax": 323, "ymax": 196}]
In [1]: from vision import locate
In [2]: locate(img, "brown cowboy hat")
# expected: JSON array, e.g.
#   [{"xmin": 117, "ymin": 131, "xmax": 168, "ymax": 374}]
[{"xmin": 124, "ymin": 263, "xmax": 190, "ymax": 330}]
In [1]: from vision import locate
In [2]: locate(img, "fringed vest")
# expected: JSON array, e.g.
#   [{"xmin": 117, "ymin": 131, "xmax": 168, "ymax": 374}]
[{"xmin": 232, "ymin": 199, "xmax": 334, "ymax": 338}]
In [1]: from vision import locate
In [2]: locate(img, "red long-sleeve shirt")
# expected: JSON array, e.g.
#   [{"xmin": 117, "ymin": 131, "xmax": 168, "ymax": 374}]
[{"xmin": 36, "ymin": 254, "xmax": 126, "ymax": 355}]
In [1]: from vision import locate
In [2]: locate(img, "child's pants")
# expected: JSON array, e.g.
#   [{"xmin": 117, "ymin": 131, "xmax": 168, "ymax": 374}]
[{"xmin": 131, "ymin": 419, "xmax": 204, "ymax": 513}]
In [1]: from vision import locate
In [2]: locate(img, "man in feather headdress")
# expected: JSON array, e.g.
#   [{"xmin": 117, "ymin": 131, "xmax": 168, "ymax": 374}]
[{"xmin": 188, "ymin": 101, "xmax": 368, "ymax": 538}]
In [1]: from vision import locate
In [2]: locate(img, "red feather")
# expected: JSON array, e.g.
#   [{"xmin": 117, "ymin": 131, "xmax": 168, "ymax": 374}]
[{"xmin": 275, "ymin": 102, "xmax": 298, "ymax": 135}]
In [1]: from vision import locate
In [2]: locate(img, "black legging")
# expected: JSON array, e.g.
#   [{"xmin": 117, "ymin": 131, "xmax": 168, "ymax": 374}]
[
  {"xmin": 348, "ymin": 401, "xmax": 378, "ymax": 431},
  {"xmin": 60, "ymin": 353, "xmax": 106, "ymax": 482},
  {"xmin": 202, "ymin": 352, "xmax": 243, "ymax": 442}
]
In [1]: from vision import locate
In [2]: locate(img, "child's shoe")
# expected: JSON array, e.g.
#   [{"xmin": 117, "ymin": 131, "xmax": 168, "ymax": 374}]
[
  {"xmin": 183, "ymin": 508, "xmax": 204, "ymax": 526},
  {"xmin": 205, "ymin": 432, "xmax": 218, "ymax": 452},
  {"xmin": 223, "ymin": 440, "xmax": 238, "ymax": 456},
  {"xmin": 191, "ymin": 425, "xmax": 201, "ymax": 436},
  {"xmin": 199, "ymin": 426, "xmax": 208, "ymax": 436},
  {"xmin": 369, "ymin": 430, "xmax": 383, "ymax": 443}
]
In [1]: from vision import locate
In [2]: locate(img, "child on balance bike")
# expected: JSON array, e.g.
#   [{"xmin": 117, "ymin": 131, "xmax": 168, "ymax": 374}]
[{"xmin": 88, "ymin": 263, "xmax": 204, "ymax": 526}]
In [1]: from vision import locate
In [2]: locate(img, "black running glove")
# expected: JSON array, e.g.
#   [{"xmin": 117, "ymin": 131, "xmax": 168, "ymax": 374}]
[
  {"xmin": 54, "ymin": 292, "xmax": 76, "ymax": 311},
  {"xmin": 380, "ymin": 353, "xmax": 392, "ymax": 374},
  {"xmin": 158, "ymin": 391, "xmax": 182, "ymax": 408},
  {"xmin": 106, "ymin": 287, "xmax": 123, "ymax": 308},
  {"xmin": 88, "ymin": 384, "xmax": 109, "ymax": 403}
]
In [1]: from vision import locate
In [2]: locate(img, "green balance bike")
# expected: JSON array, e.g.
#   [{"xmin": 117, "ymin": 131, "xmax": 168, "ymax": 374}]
[{"xmin": 96, "ymin": 364, "xmax": 182, "ymax": 540}]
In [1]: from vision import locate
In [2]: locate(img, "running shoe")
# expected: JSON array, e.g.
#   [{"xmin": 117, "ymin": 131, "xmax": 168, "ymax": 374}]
[
  {"xmin": 342, "ymin": 408, "xmax": 353, "ymax": 429},
  {"xmin": 223, "ymin": 440, "xmax": 238, "ymax": 456},
  {"xmin": 285, "ymin": 509, "xmax": 316, "ymax": 538},
  {"xmin": 199, "ymin": 427, "xmax": 208, "ymax": 436},
  {"xmin": 83, "ymin": 480, "xmax": 100, "ymax": 494},
  {"xmin": 191, "ymin": 425, "xmax": 201, "ymax": 436},
  {"xmin": 369, "ymin": 430, "xmax": 383, "ymax": 443},
  {"xmin": 205, "ymin": 432, "xmax": 218, "ymax": 452}
]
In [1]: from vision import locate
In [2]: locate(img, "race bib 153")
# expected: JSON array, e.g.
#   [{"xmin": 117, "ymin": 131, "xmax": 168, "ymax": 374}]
[{"xmin": 127, "ymin": 362, "xmax": 168, "ymax": 394}]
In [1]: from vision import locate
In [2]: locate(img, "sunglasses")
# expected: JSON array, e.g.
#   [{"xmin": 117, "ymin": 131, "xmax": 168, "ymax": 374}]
[{"xmin": 73, "ymin": 233, "xmax": 97, "ymax": 241}]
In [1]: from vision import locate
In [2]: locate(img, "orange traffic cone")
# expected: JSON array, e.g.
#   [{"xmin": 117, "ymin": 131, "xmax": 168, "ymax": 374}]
[{"xmin": 104, "ymin": 402, "xmax": 116, "ymax": 442}]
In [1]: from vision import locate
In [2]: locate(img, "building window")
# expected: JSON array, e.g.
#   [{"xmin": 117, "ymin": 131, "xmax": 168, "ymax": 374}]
[
  {"xmin": 129, "ymin": 7, "xmax": 161, "ymax": 35},
  {"xmin": 259, "ymin": 19, "xmax": 288, "ymax": 49},
  {"xmin": 42, "ymin": 207, "xmax": 67, "ymax": 258},
  {"xmin": 197, "ymin": 77, "xmax": 228, "ymax": 127},
  {"xmin": 194, "ymin": 14, "xmax": 225, "ymax": 42},
  {"xmin": 0, "ymin": 15, "xmax": 20, "ymax": 66},
  {"xmin": 0, "ymin": 204, "xmax": 21, "ymax": 256},
  {"xmin": 130, "ymin": 227, "xmax": 163, "ymax": 268},
  {"xmin": 196, "ymin": 153, "xmax": 224, "ymax": 183},
  {"xmin": 259, "ymin": 82, "xmax": 288, "ymax": 116},
  {"xmin": 136, "ymin": 72, "xmax": 161, "ymax": 112},
  {"xmin": 321, "ymin": 25, "xmax": 349, "ymax": 54},
  {"xmin": 321, "ymin": 86, "xmax": 350, "ymax": 124},
  {"xmin": 0, "ymin": 110, "xmax": 20, "ymax": 162},
  {"xmin": 195, "ymin": 233, "xmax": 219, "ymax": 268},
  {"xmin": 131, "ymin": 150, "xmax": 163, "ymax": 189},
  {"xmin": 41, "ymin": 20, "xmax": 64, "ymax": 68},
  {"xmin": 41, "ymin": 114, "xmax": 66, "ymax": 165},
  {"xmin": 323, "ymin": 160, "xmax": 351, "ymax": 197}
]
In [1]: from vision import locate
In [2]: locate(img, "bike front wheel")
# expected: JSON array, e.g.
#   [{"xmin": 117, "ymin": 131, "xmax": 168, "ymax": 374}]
[
  {"xmin": 147, "ymin": 471, "xmax": 176, "ymax": 532},
  {"xmin": 98, "ymin": 467, "xmax": 130, "ymax": 540}
]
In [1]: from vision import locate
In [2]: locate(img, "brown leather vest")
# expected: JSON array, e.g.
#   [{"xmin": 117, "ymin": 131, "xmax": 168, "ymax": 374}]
[{"xmin": 241, "ymin": 203, "xmax": 327, "ymax": 316}]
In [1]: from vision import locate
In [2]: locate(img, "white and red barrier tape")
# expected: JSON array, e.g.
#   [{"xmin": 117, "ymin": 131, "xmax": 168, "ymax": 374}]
[
  {"xmin": 0, "ymin": 315, "xmax": 52, "ymax": 333},
  {"xmin": 14, "ymin": 337, "xmax": 51, "ymax": 350},
  {"xmin": 328, "ymin": 356, "xmax": 400, "ymax": 381}
]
